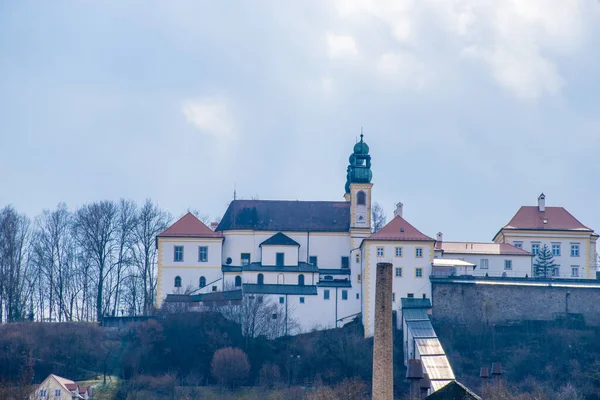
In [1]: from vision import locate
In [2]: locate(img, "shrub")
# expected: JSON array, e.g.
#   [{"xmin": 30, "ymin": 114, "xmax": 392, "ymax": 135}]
[
  {"xmin": 211, "ymin": 347, "xmax": 250, "ymax": 388},
  {"xmin": 259, "ymin": 363, "xmax": 281, "ymax": 388}
]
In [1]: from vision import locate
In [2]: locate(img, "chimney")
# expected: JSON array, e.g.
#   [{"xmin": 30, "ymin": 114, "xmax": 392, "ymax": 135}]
[
  {"xmin": 538, "ymin": 193, "xmax": 546, "ymax": 212},
  {"xmin": 372, "ymin": 262, "xmax": 394, "ymax": 400},
  {"xmin": 394, "ymin": 202, "xmax": 403, "ymax": 218},
  {"xmin": 210, "ymin": 222, "xmax": 219, "ymax": 231},
  {"xmin": 436, "ymin": 232, "xmax": 443, "ymax": 243}
]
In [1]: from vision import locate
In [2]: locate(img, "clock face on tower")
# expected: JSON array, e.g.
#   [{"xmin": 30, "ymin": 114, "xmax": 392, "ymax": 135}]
[{"xmin": 356, "ymin": 213, "xmax": 367, "ymax": 226}]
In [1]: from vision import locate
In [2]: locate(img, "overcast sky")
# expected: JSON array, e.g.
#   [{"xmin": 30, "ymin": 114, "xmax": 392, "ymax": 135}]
[{"xmin": 1, "ymin": 1, "xmax": 600, "ymax": 242}]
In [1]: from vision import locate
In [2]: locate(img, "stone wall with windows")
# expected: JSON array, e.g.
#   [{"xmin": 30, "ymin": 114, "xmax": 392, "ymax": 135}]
[{"xmin": 431, "ymin": 279, "xmax": 600, "ymax": 327}]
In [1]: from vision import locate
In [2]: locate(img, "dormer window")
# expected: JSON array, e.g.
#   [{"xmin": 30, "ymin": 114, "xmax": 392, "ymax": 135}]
[{"xmin": 357, "ymin": 191, "xmax": 366, "ymax": 205}]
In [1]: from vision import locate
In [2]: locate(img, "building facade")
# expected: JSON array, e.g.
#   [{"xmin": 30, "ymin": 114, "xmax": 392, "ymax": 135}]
[{"xmin": 156, "ymin": 137, "xmax": 598, "ymax": 337}]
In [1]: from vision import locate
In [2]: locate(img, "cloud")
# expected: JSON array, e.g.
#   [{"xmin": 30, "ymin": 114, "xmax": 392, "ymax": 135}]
[
  {"xmin": 376, "ymin": 52, "xmax": 427, "ymax": 88},
  {"xmin": 181, "ymin": 98, "xmax": 234, "ymax": 137},
  {"xmin": 332, "ymin": 0, "xmax": 587, "ymax": 99},
  {"xmin": 327, "ymin": 33, "xmax": 358, "ymax": 58}
]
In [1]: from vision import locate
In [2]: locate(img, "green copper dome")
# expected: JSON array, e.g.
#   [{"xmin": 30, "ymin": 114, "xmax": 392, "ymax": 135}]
[
  {"xmin": 345, "ymin": 133, "xmax": 372, "ymax": 194},
  {"xmin": 353, "ymin": 135, "xmax": 369, "ymax": 155}
]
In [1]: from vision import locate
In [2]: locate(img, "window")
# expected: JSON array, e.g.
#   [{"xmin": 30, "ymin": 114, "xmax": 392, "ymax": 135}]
[
  {"xmin": 355, "ymin": 253, "xmax": 360, "ymax": 263},
  {"xmin": 407, "ymin": 293, "xmax": 414, "ymax": 298},
  {"xmin": 552, "ymin": 267, "xmax": 560, "ymax": 277},
  {"xmin": 55, "ymin": 389, "xmax": 61, "ymax": 397},
  {"xmin": 300, "ymin": 297, "xmax": 305, "ymax": 304},
  {"xmin": 395, "ymin": 267, "xmax": 402, "ymax": 277},
  {"xmin": 309, "ymin": 256, "xmax": 318, "ymax": 266},
  {"xmin": 480, "ymin": 259, "xmax": 489, "ymax": 269},
  {"xmin": 356, "ymin": 293, "xmax": 360, "ymax": 299},
  {"xmin": 514, "ymin": 242, "xmax": 523, "ymax": 249},
  {"xmin": 272, "ymin": 313, "xmax": 277, "ymax": 319},
  {"xmin": 212, "ymin": 286, "xmax": 217, "ymax": 292},
  {"xmin": 392, "ymin": 293, "xmax": 396, "ymax": 302},
  {"xmin": 415, "ymin": 248, "xmax": 423, "ymax": 258},
  {"xmin": 531, "ymin": 244, "xmax": 540, "ymax": 255},
  {"xmin": 415, "ymin": 267, "xmax": 423, "ymax": 277},
  {"xmin": 241, "ymin": 253, "xmax": 251, "ymax": 266},
  {"xmin": 198, "ymin": 246, "xmax": 208, "ymax": 262},
  {"xmin": 552, "ymin": 244, "xmax": 561, "ymax": 256},
  {"xmin": 279, "ymin": 297, "xmax": 285, "ymax": 304},
  {"xmin": 174, "ymin": 246, "xmax": 184, "ymax": 262},
  {"xmin": 395, "ymin": 247, "xmax": 403, "ymax": 257},
  {"xmin": 571, "ymin": 244, "xmax": 580, "ymax": 257},
  {"xmin": 571, "ymin": 266, "xmax": 580, "ymax": 277},
  {"xmin": 357, "ymin": 273, "xmax": 362, "ymax": 283},
  {"xmin": 357, "ymin": 190, "xmax": 366, "ymax": 205},
  {"xmin": 40, "ymin": 389, "xmax": 47, "ymax": 397},
  {"xmin": 377, "ymin": 247, "xmax": 384, "ymax": 257},
  {"xmin": 257, "ymin": 273, "xmax": 264, "ymax": 285},
  {"xmin": 276, "ymin": 253, "xmax": 285, "ymax": 266},
  {"xmin": 504, "ymin": 260, "xmax": 512, "ymax": 270},
  {"xmin": 174, "ymin": 276, "xmax": 182, "ymax": 288},
  {"xmin": 257, "ymin": 296, "xmax": 263, "ymax": 303},
  {"xmin": 342, "ymin": 290, "xmax": 348, "ymax": 300},
  {"xmin": 341, "ymin": 256, "xmax": 350, "ymax": 269},
  {"xmin": 324, "ymin": 290, "xmax": 330, "ymax": 300},
  {"xmin": 234, "ymin": 276, "xmax": 241, "ymax": 287},
  {"xmin": 298, "ymin": 274, "xmax": 305, "ymax": 286},
  {"xmin": 199, "ymin": 276, "xmax": 206, "ymax": 288},
  {"xmin": 422, "ymin": 294, "xmax": 427, "ymax": 299}
]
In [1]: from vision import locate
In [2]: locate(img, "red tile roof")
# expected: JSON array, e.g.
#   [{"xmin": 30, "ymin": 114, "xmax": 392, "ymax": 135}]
[
  {"xmin": 158, "ymin": 212, "xmax": 223, "ymax": 238},
  {"xmin": 440, "ymin": 242, "xmax": 531, "ymax": 256},
  {"xmin": 503, "ymin": 206, "xmax": 592, "ymax": 232},
  {"xmin": 365, "ymin": 216, "xmax": 434, "ymax": 242}
]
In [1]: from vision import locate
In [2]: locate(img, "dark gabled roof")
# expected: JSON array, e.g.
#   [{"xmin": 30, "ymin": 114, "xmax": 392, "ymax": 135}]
[
  {"xmin": 243, "ymin": 283, "xmax": 318, "ymax": 295},
  {"xmin": 426, "ymin": 381, "xmax": 481, "ymax": 400},
  {"xmin": 158, "ymin": 212, "xmax": 223, "ymax": 238},
  {"xmin": 243, "ymin": 262, "xmax": 318, "ymax": 273},
  {"xmin": 318, "ymin": 268, "xmax": 352, "ymax": 275},
  {"xmin": 401, "ymin": 297, "xmax": 432, "ymax": 309},
  {"xmin": 216, "ymin": 200, "xmax": 350, "ymax": 232},
  {"xmin": 222, "ymin": 266, "xmax": 243, "ymax": 272},
  {"xmin": 317, "ymin": 280, "xmax": 352, "ymax": 288},
  {"xmin": 366, "ymin": 216, "xmax": 434, "ymax": 242},
  {"xmin": 164, "ymin": 290, "xmax": 243, "ymax": 303},
  {"xmin": 260, "ymin": 232, "xmax": 300, "ymax": 247}
]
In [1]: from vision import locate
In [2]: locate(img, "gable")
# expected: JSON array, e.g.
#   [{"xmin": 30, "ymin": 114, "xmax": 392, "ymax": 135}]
[
  {"xmin": 158, "ymin": 212, "xmax": 222, "ymax": 238},
  {"xmin": 366, "ymin": 216, "xmax": 434, "ymax": 242}
]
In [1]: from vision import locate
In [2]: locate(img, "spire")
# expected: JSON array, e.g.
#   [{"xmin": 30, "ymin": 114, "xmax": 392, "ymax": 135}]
[
  {"xmin": 233, "ymin": 184, "xmax": 237, "ymax": 201},
  {"xmin": 345, "ymin": 131, "xmax": 372, "ymax": 194}
]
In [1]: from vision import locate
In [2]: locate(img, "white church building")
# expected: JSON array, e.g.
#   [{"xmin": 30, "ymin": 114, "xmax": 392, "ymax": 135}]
[{"xmin": 156, "ymin": 135, "xmax": 598, "ymax": 337}]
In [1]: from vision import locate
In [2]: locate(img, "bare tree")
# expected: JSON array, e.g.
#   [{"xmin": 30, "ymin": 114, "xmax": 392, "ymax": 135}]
[
  {"xmin": 111, "ymin": 199, "xmax": 137, "ymax": 317},
  {"xmin": 0, "ymin": 206, "xmax": 31, "ymax": 322},
  {"xmin": 133, "ymin": 199, "xmax": 171, "ymax": 314},
  {"xmin": 72, "ymin": 201, "xmax": 119, "ymax": 321},
  {"xmin": 371, "ymin": 202, "xmax": 386, "ymax": 233}
]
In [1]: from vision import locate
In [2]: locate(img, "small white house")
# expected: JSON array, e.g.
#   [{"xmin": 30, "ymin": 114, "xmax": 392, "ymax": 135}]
[{"xmin": 30, "ymin": 374, "xmax": 92, "ymax": 400}]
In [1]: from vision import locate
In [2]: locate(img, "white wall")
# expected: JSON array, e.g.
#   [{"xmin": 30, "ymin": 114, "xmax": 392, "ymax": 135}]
[
  {"xmin": 222, "ymin": 231, "xmax": 350, "ymax": 267},
  {"xmin": 157, "ymin": 237, "xmax": 223, "ymax": 307},
  {"xmin": 261, "ymin": 245, "xmax": 299, "ymax": 266},
  {"xmin": 502, "ymin": 232, "xmax": 596, "ymax": 279},
  {"xmin": 362, "ymin": 241, "xmax": 434, "ymax": 337},
  {"xmin": 442, "ymin": 253, "xmax": 532, "ymax": 277}
]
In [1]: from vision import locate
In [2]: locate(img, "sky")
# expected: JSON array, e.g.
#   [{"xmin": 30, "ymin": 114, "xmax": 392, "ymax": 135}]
[{"xmin": 1, "ymin": 0, "xmax": 600, "ymax": 242}]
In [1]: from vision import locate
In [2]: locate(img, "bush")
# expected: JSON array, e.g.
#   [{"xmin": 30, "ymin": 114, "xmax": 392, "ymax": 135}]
[
  {"xmin": 211, "ymin": 347, "xmax": 250, "ymax": 388},
  {"xmin": 259, "ymin": 363, "xmax": 282, "ymax": 388}
]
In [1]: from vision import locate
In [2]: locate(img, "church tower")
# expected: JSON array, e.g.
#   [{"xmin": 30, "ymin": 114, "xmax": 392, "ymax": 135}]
[{"xmin": 345, "ymin": 134, "xmax": 373, "ymax": 230}]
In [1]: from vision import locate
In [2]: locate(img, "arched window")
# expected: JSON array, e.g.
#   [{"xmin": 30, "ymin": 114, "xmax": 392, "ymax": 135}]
[
  {"xmin": 357, "ymin": 191, "xmax": 366, "ymax": 205},
  {"xmin": 235, "ymin": 276, "xmax": 242, "ymax": 287},
  {"xmin": 174, "ymin": 276, "xmax": 182, "ymax": 288},
  {"xmin": 298, "ymin": 274, "xmax": 305, "ymax": 286},
  {"xmin": 257, "ymin": 273, "xmax": 264, "ymax": 285},
  {"xmin": 277, "ymin": 273, "xmax": 285, "ymax": 284},
  {"xmin": 199, "ymin": 276, "xmax": 206, "ymax": 288}
]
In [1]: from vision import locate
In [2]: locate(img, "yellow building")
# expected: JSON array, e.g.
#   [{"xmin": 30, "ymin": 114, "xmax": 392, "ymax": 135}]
[
  {"xmin": 30, "ymin": 374, "xmax": 91, "ymax": 400},
  {"xmin": 493, "ymin": 193, "xmax": 598, "ymax": 279}
]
